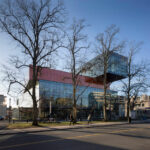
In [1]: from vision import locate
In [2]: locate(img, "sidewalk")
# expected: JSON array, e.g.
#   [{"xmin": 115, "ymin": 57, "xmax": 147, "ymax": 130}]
[{"xmin": 0, "ymin": 119, "xmax": 149, "ymax": 136}]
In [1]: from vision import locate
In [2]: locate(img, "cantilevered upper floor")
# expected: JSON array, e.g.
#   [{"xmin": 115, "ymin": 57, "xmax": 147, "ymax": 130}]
[{"xmin": 81, "ymin": 52, "xmax": 127, "ymax": 84}]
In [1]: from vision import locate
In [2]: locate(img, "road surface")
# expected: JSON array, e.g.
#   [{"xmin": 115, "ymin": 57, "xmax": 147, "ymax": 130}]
[{"xmin": 0, "ymin": 123, "xmax": 150, "ymax": 150}]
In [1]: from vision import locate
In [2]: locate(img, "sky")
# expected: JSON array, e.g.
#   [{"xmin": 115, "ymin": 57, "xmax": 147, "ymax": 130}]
[
  {"xmin": 0, "ymin": 0, "xmax": 150, "ymax": 106},
  {"xmin": 64, "ymin": 0, "xmax": 150, "ymax": 60}
]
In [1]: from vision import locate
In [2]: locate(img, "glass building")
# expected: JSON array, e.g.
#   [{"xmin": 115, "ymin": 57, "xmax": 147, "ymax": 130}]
[
  {"xmin": 28, "ymin": 53, "xmax": 127, "ymax": 119},
  {"xmin": 82, "ymin": 52, "xmax": 127, "ymax": 83}
]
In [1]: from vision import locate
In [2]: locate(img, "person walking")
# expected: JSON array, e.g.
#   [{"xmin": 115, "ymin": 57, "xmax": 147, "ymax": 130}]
[{"xmin": 70, "ymin": 113, "xmax": 74, "ymax": 125}]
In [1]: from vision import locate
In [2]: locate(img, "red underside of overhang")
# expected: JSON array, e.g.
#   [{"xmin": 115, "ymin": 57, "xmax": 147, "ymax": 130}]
[
  {"xmin": 29, "ymin": 66, "xmax": 105, "ymax": 89},
  {"xmin": 85, "ymin": 73, "xmax": 125, "ymax": 84}
]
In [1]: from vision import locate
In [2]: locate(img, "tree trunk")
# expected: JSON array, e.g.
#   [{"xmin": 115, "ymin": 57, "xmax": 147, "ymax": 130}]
[
  {"xmin": 103, "ymin": 89, "xmax": 107, "ymax": 121},
  {"xmin": 32, "ymin": 64, "xmax": 38, "ymax": 126},
  {"xmin": 127, "ymin": 56, "xmax": 131, "ymax": 123},
  {"xmin": 127, "ymin": 99, "xmax": 131, "ymax": 123},
  {"xmin": 73, "ymin": 85, "xmax": 77, "ymax": 123},
  {"xmin": 103, "ymin": 61, "xmax": 107, "ymax": 121},
  {"xmin": 73, "ymin": 105, "xmax": 77, "ymax": 123},
  {"xmin": 32, "ymin": 98, "xmax": 38, "ymax": 126}
]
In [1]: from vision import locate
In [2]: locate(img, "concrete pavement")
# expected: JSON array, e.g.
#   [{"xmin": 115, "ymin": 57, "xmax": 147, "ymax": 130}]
[
  {"xmin": 0, "ymin": 121, "xmax": 127, "ymax": 135},
  {"xmin": 0, "ymin": 119, "xmax": 149, "ymax": 136},
  {"xmin": 0, "ymin": 121, "xmax": 8, "ymax": 130},
  {"xmin": 0, "ymin": 122, "xmax": 150, "ymax": 150}
]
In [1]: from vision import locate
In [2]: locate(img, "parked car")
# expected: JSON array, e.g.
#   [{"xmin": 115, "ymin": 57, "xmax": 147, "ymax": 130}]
[{"xmin": 0, "ymin": 116, "xmax": 4, "ymax": 120}]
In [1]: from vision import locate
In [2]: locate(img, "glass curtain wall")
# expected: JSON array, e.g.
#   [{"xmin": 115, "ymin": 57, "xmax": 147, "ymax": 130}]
[{"xmin": 39, "ymin": 80, "xmax": 115, "ymax": 120}]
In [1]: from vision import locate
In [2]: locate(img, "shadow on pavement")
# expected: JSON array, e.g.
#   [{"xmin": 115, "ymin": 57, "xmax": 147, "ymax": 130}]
[{"xmin": 0, "ymin": 132, "xmax": 126, "ymax": 150}]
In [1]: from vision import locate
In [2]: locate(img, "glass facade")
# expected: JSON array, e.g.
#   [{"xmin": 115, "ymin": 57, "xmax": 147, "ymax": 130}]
[
  {"xmin": 39, "ymin": 80, "xmax": 109, "ymax": 107},
  {"xmin": 108, "ymin": 53, "xmax": 127, "ymax": 77},
  {"xmin": 28, "ymin": 52, "xmax": 127, "ymax": 120},
  {"xmin": 39, "ymin": 80, "xmax": 116, "ymax": 119},
  {"xmin": 82, "ymin": 52, "xmax": 127, "ymax": 80}
]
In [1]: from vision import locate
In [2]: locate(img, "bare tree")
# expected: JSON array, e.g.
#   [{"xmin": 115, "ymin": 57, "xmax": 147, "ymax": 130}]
[
  {"xmin": 121, "ymin": 42, "xmax": 148, "ymax": 123},
  {"xmin": 130, "ymin": 82, "xmax": 147, "ymax": 111},
  {"xmin": 95, "ymin": 25, "xmax": 125, "ymax": 121},
  {"xmin": 63, "ymin": 19, "xmax": 90, "ymax": 123},
  {"xmin": 0, "ymin": 0, "xmax": 65, "ymax": 125}
]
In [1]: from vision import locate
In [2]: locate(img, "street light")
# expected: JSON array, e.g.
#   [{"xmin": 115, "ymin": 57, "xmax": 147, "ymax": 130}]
[
  {"xmin": 9, "ymin": 98, "xmax": 11, "ymax": 123},
  {"xmin": 49, "ymin": 97, "xmax": 53, "ymax": 120},
  {"xmin": 16, "ymin": 99, "xmax": 20, "ymax": 120},
  {"xmin": 49, "ymin": 99, "xmax": 52, "ymax": 115}
]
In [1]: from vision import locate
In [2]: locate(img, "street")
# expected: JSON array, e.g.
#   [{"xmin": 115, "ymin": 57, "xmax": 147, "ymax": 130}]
[{"xmin": 0, "ymin": 123, "xmax": 150, "ymax": 150}]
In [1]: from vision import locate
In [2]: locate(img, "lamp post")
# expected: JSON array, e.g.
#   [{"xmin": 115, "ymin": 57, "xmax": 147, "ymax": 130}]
[
  {"xmin": 9, "ymin": 98, "xmax": 11, "ymax": 123},
  {"xmin": 17, "ymin": 99, "xmax": 20, "ymax": 120},
  {"xmin": 49, "ymin": 100, "xmax": 52, "ymax": 115},
  {"xmin": 49, "ymin": 97, "xmax": 53, "ymax": 120}
]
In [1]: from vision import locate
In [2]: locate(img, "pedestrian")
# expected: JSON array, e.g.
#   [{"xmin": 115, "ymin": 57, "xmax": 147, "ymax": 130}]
[
  {"xmin": 70, "ymin": 113, "xmax": 74, "ymax": 125},
  {"xmin": 87, "ymin": 114, "xmax": 91, "ymax": 124}
]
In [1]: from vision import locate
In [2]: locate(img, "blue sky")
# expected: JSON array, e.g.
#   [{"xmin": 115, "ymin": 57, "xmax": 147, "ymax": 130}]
[
  {"xmin": 64, "ymin": 0, "xmax": 150, "ymax": 60},
  {"xmin": 1, "ymin": 0, "xmax": 150, "ymax": 67},
  {"xmin": 0, "ymin": 0, "xmax": 150, "ymax": 104}
]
